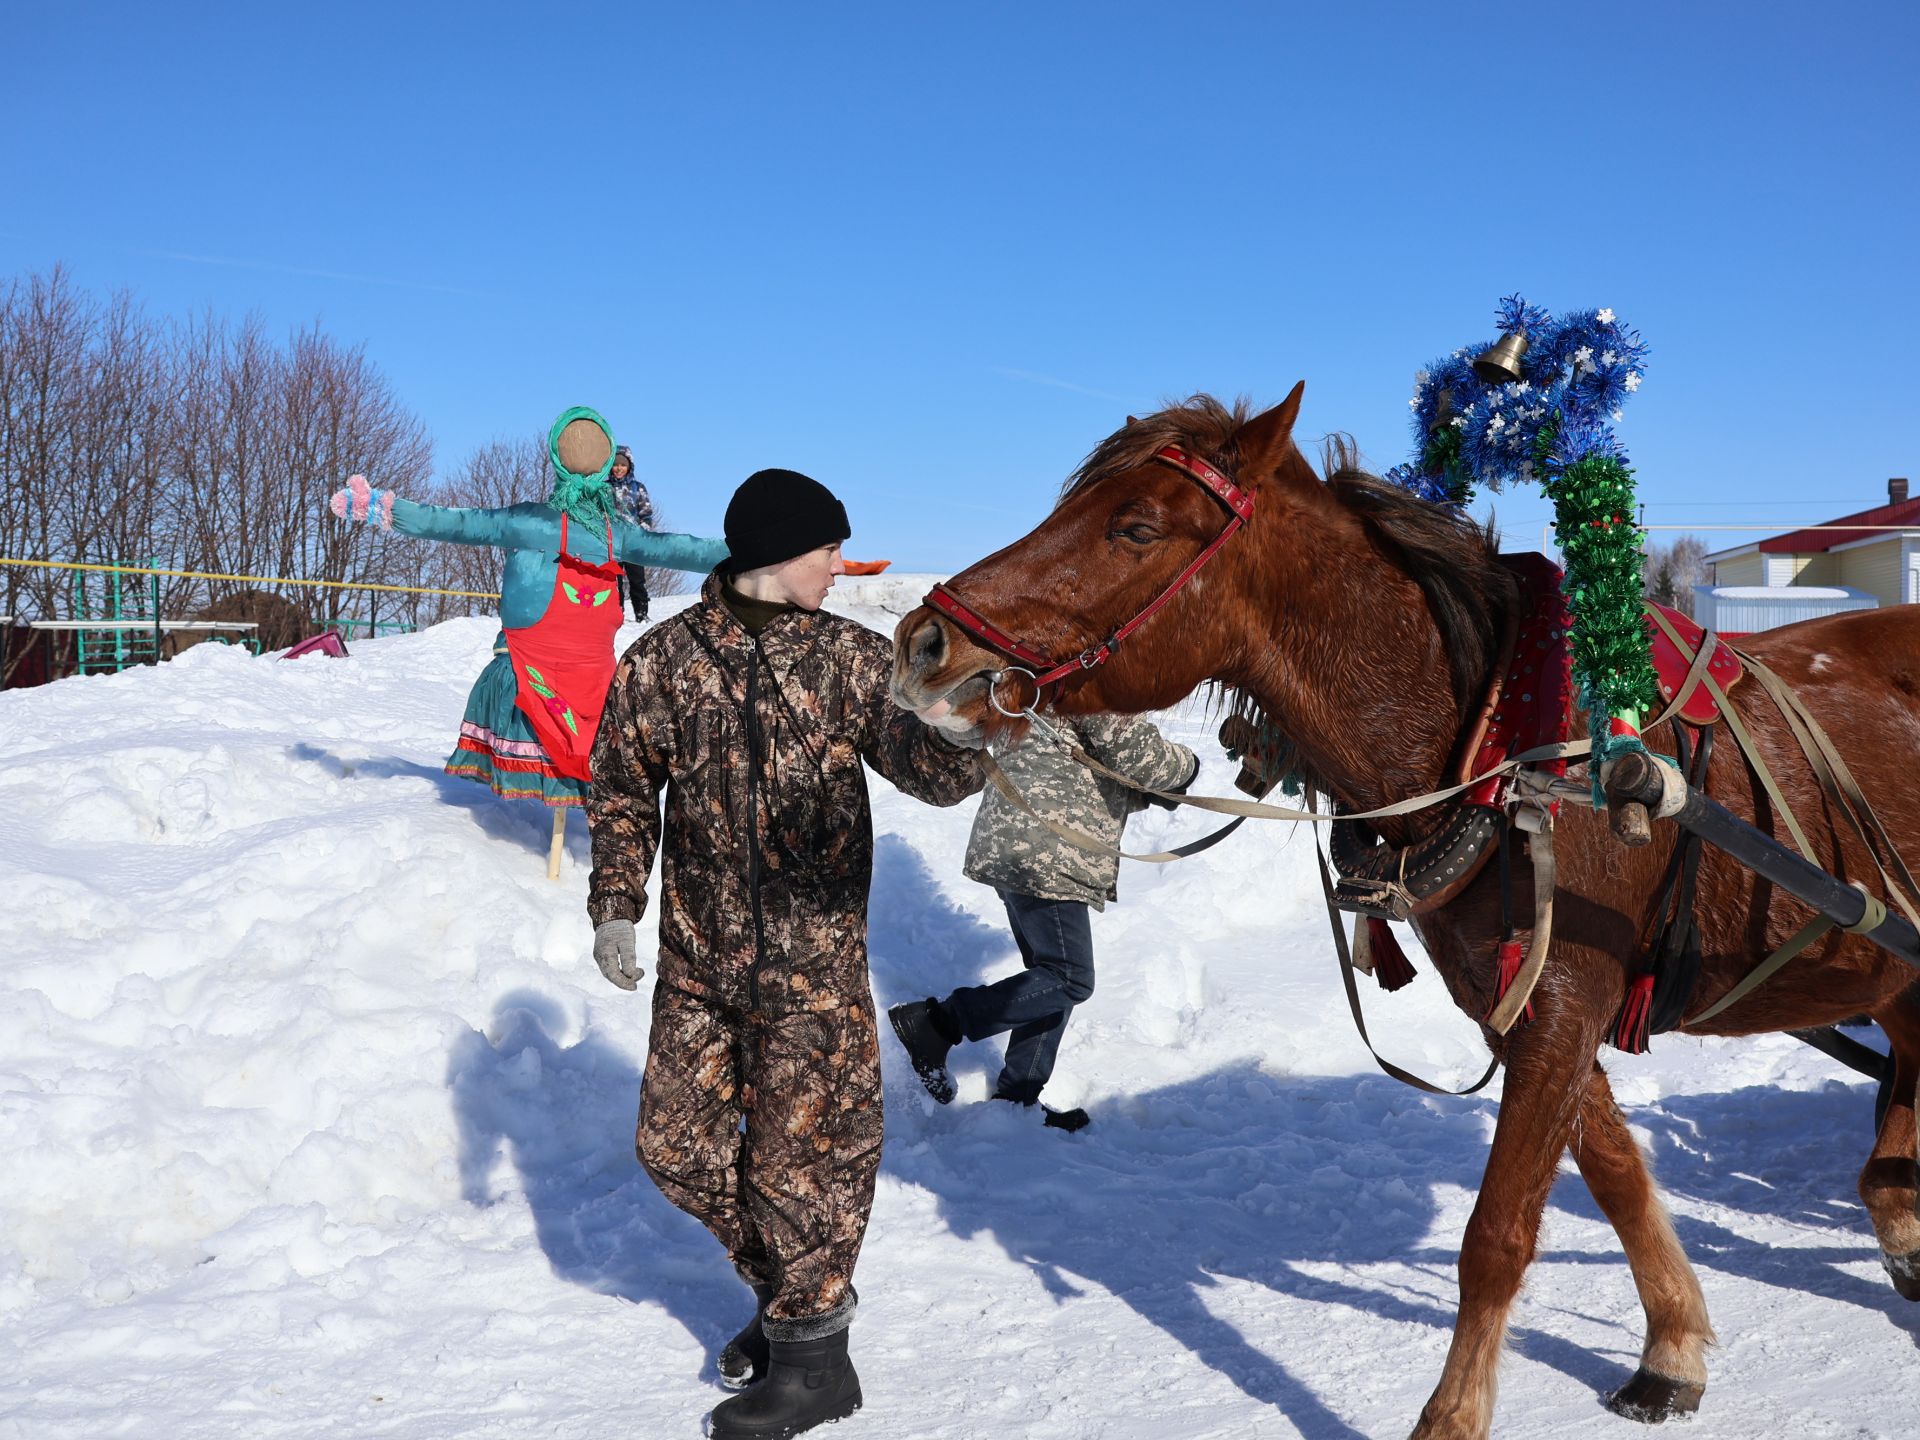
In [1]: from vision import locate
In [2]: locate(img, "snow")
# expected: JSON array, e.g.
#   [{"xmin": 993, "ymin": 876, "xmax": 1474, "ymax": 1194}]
[
  {"xmin": 2, "ymin": 595, "xmax": 1913, "ymax": 1439},
  {"xmin": 1705, "ymin": 586, "xmax": 1864, "ymax": 601}
]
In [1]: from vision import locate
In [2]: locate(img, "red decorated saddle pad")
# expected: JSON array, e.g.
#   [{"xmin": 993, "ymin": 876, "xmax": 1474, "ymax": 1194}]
[{"xmin": 1645, "ymin": 602, "xmax": 1743, "ymax": 725}]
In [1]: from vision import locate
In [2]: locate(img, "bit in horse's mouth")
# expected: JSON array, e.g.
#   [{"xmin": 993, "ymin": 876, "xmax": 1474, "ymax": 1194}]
[
  {"xmin": 889, "ymin": 664, "xmax": 978, "ymax": 715},
  {"xmin": 912, "ymin": 670, "xmax": 991, "ymax": 719}
]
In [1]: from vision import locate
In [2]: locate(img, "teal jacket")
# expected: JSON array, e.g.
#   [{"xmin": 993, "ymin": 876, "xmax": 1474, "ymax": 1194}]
[{"xmin": 384, "ymin": 498, "xmax": 728, "ymax": 629}]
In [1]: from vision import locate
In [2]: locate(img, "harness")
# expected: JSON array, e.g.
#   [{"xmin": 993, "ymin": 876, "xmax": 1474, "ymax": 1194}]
[{"xmin": 927, "ymin": 445, "xmax": 1253, "ymax": 714}]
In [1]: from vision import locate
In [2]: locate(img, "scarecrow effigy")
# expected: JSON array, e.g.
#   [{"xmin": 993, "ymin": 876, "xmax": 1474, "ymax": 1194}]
[{"xmin": 330, "ymin": 406, "xmax": 728, "ymax": 873}]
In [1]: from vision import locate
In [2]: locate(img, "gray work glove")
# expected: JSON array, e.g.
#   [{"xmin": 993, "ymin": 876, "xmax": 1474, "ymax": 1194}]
[{"xmin": 593, "ymin": 919, "xmax": 641, "ymax": 990}]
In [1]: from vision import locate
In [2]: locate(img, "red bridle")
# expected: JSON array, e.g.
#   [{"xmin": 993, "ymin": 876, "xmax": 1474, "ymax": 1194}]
[{"xmin": 924, "ymin": 444, "xmax": 1255, "ymax": 710}]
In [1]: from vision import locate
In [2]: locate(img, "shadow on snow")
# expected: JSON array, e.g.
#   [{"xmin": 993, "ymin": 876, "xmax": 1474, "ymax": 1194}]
[
  {"xmin": 288, "ymin": 742, "xmax": 588, "ymax": 863},
  {"xmin": 440, "ymin": 835, "xmax": 1914, "ymax": 1433}
]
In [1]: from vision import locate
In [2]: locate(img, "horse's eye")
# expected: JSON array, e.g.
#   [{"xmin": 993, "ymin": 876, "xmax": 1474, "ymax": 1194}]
[{"xmin": 1114, "ymin": 523, "xmax": 1159, "ymax": 545}]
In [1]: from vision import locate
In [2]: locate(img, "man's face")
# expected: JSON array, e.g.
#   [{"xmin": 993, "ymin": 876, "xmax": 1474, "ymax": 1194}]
[
  {"xmin": 611, "ymin": 460, "xmax": 631, "ymax": 480},
  {"xmin": 772, "ymin": 542, "xmax": 847, "ymax": 611}
]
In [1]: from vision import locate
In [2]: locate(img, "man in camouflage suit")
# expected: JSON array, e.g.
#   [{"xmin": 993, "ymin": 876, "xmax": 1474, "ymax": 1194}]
[
  {"xmin": 889, "ymin": 713, "xmax": 1195, "ymax": 1131},
  {"xmin": 586, "ymin": 468, "xmax": 982, "ymax": 1440}
]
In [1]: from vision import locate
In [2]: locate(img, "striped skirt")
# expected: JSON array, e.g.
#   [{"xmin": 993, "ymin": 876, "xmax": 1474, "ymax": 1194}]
[{"xmin": 443, "ymin": 642, "xmax": 588, "ymax": 808}]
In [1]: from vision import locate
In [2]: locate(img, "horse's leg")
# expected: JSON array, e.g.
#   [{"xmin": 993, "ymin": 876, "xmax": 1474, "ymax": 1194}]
[
  {"xmin": 1566, "ymin": 1063, "xmax": 1713, "ymax": 1420},
  {"xmin": 1411, "ymin": 1010, "xmax": 1604, "ymax": 1440},
  {"xmin": 1860, "ymin": 985, "xmax": 1920, "ymax": 1300}
]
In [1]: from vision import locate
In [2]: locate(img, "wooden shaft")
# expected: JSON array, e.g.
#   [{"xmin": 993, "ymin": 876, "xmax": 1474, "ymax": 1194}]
[{"xmin": 547, "ymin": 808, "xmax": 566, "ymax": 881}]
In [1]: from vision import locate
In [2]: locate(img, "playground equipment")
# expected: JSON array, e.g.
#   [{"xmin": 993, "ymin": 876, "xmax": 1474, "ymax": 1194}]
[
  {"xmin": 325, "ymin": 616, "xmax": 417, "ymax": 641},
  {"xmin": 60, "ymin": 563, "xmax": 258, "ymax": 673}
]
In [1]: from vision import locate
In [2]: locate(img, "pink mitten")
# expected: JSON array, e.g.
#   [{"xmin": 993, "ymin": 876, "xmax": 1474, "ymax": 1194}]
[{"xmin": 328, "ymin": 475, "xmax": 393, "ymax": 528}]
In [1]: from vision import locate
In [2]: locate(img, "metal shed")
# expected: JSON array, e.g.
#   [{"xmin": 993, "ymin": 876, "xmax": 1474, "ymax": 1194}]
[{"xmin": 1692, "ymin": 584, "xmax": 1879, "ymax": 634}]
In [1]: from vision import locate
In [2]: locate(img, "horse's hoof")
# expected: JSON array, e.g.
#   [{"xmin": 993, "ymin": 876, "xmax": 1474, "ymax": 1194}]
[
  {"xmin": 1607, "ymin": 1368, "xmax": 1704, "ymax": 1423},
  {"xmin": 1885, "ymin": 1249, "xmax": 1920, "ymax": 1301}
]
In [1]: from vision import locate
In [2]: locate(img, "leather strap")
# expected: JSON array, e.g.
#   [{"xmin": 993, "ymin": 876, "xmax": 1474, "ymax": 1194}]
[{"xmin": 1313, "ymin": 844, "xmax": 1500, "ymax": 1095}]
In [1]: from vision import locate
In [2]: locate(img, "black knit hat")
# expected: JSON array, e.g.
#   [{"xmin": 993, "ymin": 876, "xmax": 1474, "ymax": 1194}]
[{"xmin": 723, "ymin": 468, "xmax": 850, "ymax": 573}]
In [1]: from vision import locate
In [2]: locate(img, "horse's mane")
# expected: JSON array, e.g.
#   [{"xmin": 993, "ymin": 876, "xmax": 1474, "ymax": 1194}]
[
  {"xmin": 1062, "ymin": 396, "xmax": 1515, "ymax": 715},
  {"xmin": 1321, "ymin": 436, "xmax": 1515, "ymax": 712},
  {"xmin": 1060, "ymin": 394, "xmax": 1253, "ymax": 502}
]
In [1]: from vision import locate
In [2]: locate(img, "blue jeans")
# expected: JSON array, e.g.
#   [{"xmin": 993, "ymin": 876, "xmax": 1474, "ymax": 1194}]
[{"xmin": 942, "ymin": 892, "xmax": 1095, "ymax": 1105}]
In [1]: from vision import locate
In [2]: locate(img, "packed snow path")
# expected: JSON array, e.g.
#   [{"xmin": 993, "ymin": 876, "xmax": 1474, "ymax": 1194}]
[{"xmin": 2, "ymin": 598, "xmax": 1913, "ymax": 1438}]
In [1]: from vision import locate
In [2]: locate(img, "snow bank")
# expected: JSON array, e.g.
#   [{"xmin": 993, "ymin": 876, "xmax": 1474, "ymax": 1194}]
[{"xmin": 0, "ymin": 607, "xmax": 1908, "ymax": 1439}]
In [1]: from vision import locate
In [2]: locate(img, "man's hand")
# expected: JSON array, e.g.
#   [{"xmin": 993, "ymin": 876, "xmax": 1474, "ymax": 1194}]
[
  {"xmin": 593, "ymin": 919, "xmax": 641, "ymax": 990},
  {"xmin": 1144, "ymin": 752, "xmax": 1200, "ymax": 810}
]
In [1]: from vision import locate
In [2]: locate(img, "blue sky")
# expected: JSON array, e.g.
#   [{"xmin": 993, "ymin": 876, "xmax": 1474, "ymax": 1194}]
[{"xmin": 6, "ymin": 2, "xmax": 1916, "ymax": 570}]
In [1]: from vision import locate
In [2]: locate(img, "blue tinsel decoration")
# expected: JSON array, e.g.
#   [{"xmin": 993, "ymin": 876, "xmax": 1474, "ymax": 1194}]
[{"xmin": 1384, "ymin": 295, "xmax": 1650, "ymax": 501}]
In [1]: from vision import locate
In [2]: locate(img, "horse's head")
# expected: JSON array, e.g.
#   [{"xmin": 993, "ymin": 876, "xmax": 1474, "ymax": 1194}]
[{"xmin": 891, "ymin": 384, "xmax": 1309, "ymax": 741}]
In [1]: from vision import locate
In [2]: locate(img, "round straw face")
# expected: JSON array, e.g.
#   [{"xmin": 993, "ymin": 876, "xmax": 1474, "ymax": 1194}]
[{"xmin": 556, "ymin": 417, "xmax": 611, "ymax": 477}]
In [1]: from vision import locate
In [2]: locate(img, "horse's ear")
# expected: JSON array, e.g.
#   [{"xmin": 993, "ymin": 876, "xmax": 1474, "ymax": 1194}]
[
  {"xmin": 1237, "ymin": 383, "xmax": 1305, "ymax": 476},
  {"xmin": 1125, "ymin": 415, "xmax": 1138, "ymax": 427}
]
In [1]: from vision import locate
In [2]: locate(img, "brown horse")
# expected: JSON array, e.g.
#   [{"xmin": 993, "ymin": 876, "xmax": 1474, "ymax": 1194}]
[{"xmin": 890, "ymin": 387, "xmax": 1920, "ymax": 1440}]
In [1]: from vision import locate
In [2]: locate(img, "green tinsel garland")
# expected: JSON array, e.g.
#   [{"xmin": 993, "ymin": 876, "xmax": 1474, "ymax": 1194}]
[
  {"xmin": 1417, "ymin": 426, "xmax": 1476, "ymax": 506},
  {"xmin": 1545, "ymin": 453, "xmax": 1660, "ymax": 721},
  {"xmin": 1528, "ymin": 416, "xmax": 1660, "ymax": 771}
]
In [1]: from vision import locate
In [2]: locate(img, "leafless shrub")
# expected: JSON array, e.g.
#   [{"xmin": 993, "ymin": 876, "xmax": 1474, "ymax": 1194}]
[{"xmin": 1642, "ymin": 534, "xmax": 1709, "ymax": 618}]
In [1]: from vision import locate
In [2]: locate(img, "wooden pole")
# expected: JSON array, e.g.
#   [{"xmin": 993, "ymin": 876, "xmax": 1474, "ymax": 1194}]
[{"xmin": 547, "ymin": 808, "xmax": 566, "ymax": 881}]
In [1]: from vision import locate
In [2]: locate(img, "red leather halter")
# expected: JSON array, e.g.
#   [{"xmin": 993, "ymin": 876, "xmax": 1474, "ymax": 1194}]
[{"xmin": 924, "ymin": 444, "xmax": 1254, "ymax": 708}]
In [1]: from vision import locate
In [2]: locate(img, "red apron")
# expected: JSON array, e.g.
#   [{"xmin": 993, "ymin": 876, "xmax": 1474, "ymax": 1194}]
[{"xmin": 502, "ymin": 515, "xmax": 625, "ymax": 783}]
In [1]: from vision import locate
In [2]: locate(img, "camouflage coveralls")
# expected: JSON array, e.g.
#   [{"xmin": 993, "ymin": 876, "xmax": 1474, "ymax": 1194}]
[
  {"xmin": 964, "ymin": 713, "xmax": 1197, "ymax": 908},
  {"xmin": 587, "ymin": 572, "xmax": 982, "ymax": 1338}
]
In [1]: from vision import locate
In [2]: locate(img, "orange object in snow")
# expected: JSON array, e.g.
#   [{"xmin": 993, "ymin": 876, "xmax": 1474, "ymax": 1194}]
[{"xmin": 841, "ymin": 559, "xmax": 891, "ymax": 575}]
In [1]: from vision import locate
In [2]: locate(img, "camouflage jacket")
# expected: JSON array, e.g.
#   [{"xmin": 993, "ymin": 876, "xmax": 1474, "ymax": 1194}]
[
  {"xmin": 587, "ymin": 572, "xmax": 984, "ymax": 1013},
  {"xmin": 964, "ymin": 714, "xmax": 1197, "ymax": 908}
]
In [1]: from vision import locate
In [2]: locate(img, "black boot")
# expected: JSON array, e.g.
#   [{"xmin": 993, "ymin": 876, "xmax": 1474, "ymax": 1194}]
[
  {"xmin": 708, "ymin": 1327, "xmax": 862, "ymax": 1439},
  {"xmin": 888, "ymin": 999, "xmax": 957, "ymax": 1104},
  {"xmin": 716, "ymin": 1281, "xmax": 773, "ymax": 1390},
  {"xmin": 991, "ymin": 1090, "xmax": 1090, "ymax": 1133}
]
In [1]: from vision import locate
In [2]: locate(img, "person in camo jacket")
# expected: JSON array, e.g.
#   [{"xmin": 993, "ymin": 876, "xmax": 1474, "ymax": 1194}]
[
  {"xmin": 585, "ymin": 467, "xmax": 983, "ymax": 1440},
  {"xmin": 888, "ymin": 712, "xmax": 1196, "ymax": 1132}
]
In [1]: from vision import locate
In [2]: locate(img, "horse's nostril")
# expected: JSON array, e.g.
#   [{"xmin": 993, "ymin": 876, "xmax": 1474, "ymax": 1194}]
[{"xmin": 912, "ymin": 618, "xmax": 946, "ymax": 670}]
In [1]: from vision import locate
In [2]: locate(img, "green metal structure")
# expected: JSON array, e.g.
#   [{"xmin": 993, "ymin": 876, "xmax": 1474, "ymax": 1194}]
[{"xmin": 68, "ymin": 563, "xmax": 262, "ymax": 674}]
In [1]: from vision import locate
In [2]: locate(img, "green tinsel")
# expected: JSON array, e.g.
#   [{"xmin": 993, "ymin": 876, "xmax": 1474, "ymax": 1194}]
[
  {"xmin": 1545, "ymin": 452, "xmax": 1659, "ymax": 720},
  {"xmin": 1418, "ymin": 425, "xmax": 1476, "ymax": 505}
]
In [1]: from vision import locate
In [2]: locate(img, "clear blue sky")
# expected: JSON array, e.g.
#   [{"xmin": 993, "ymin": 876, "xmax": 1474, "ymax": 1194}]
[{"xmin": 6, "ymin": 2, "xmax": 1916, "ymax": 570}]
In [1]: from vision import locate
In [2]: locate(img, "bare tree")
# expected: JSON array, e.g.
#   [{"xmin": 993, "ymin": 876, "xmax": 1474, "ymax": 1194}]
[
  {"xmin": 1643, "ymin": 534, "xmax": 1710, "ymax": 618},
  {"xmin": 0, "ymin": 266, "xmax": 432, "ymax": 651}
]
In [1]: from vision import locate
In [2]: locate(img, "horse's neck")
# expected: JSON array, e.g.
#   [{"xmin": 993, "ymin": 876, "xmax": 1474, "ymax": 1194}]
[{"xmin": 1240, "ymin": 519, "xmax": 1467, "ymax": 834}]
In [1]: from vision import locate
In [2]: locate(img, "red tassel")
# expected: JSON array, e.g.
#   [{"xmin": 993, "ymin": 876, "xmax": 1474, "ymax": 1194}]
[
  {"xmin": 1490, "ymin": 938, "xmax": 1534, "ymax": 1025},
  {"xmin": 1613, "ymin": 973, "xmax": 1656, "ymax": 1054},
  {"xmin": 1368, "ymin": 917, "xmax": 1417, "ymax": 991}
]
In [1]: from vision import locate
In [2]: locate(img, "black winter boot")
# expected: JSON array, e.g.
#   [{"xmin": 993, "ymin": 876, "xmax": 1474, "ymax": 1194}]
[
  {"xmin": 991, "ymin": 1091, "xmax": 1091, "ymax": 1133},
  {"xmin": 708, "ymin": 1327, "xmax": 862, "ymax": 1439},
  {"xmin": 716, "ymin": 1281, "xmax": 773, "ymax": 1390},
  {"xmin": 887, "ymin": 999, "xmax": 957, "ymax": 1104}
]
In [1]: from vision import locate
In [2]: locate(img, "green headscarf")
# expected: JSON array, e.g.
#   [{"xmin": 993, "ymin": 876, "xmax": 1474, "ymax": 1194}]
[{"xmin": 546, "ymin": 405, "xmax": 619, "ymax": 528}]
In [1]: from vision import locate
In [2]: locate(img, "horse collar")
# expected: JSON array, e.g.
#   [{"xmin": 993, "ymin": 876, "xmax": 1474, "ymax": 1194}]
[{"xmin": 1330, "ymin": 555, "xmax": 1577, "ymax": 919}]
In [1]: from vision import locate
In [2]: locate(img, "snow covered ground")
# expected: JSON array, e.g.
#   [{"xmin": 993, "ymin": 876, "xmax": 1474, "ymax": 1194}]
[{"xmin": 2, "ymin": 593, "xmax": 1913, "ymax": 1439}]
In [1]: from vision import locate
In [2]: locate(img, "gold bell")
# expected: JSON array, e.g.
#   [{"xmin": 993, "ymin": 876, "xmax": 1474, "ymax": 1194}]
[{"xmin": 1472, "ymin": 333, "xmax": 1530, "ymax": 385}]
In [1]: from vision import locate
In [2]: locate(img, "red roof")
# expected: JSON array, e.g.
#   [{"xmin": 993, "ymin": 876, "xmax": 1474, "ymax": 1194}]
[{"xmin": 1759, "ymin": 495, "xmax": 1920, "ymax": 553}]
